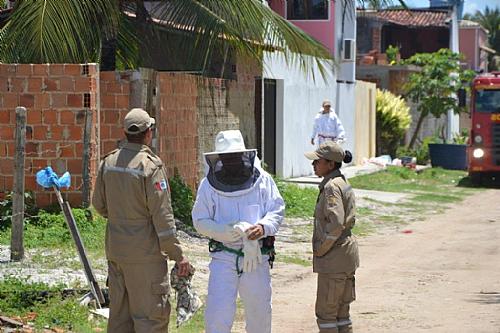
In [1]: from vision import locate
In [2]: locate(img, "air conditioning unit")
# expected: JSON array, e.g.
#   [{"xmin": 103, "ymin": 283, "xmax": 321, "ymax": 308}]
[{"xmin": 342, "ymin": 39, "xmax": 356, "ymax": 62}]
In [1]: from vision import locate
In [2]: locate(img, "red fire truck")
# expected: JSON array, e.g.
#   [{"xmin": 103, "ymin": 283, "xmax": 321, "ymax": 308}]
[{"xmin": 468, "ymin": 72, "xmax": 500, "ymax": 184}]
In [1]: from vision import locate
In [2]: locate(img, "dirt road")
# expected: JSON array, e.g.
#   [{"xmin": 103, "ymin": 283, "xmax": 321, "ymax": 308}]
[{"xmin": 270, "ymin": 189, "xmax": 500, "ymax": 333}]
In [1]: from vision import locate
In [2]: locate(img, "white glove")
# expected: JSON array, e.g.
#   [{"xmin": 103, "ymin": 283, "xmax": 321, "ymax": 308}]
[
  {"xmin": 193, "ymin": 219, "xmax": 241, "ymax": 243},
  {"xmin": 234, "ymin": 222, "xmax": 262, "ymax": 273}
]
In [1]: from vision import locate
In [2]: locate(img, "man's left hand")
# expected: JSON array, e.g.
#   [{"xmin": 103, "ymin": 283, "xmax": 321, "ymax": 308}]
[
  {"xmin": 246, "ymin": 224, "xmax": 264, "ymax": 240},
  {"xmin": 176, "ymin": 256, "xmax": 190, "ymax": 277}
]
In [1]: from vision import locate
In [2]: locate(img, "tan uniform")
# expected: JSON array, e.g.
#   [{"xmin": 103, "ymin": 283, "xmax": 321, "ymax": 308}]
[
  {"xmin": 313, "ymin": 169, "xmax": 359, "ymax": 333},
  {"xmin": 92, "ymin": 142, "xmax": 183, "ymax": 333}
]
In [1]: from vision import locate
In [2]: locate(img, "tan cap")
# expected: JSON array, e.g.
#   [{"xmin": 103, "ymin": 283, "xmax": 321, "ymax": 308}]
[
  {"xmin": 124, "ymin": 108, "xmax": 155, "ymax": 134},
  {"xmin": 304, "ymin": 141, "xmax": 345, "ymax": 162},
  {"xmin": 322, "ymin": 99, "xmax": 332, "ymax": 107}
]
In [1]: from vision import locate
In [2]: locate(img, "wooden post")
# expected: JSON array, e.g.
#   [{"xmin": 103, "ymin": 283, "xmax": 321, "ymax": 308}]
[
  {"xmin": 81, "ymin": 109, "xmax": 92, "ymax": 208},
  {"xmin": 10, "ymin": 106, "xmax": 27, "ymax": 261}
]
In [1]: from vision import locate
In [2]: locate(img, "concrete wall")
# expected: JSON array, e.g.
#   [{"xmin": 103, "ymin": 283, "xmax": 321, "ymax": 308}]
[
  {"xmin": 263, "ymin": 52, "xmax": 337, "ymax": 178},
  {"xmin": 354, "ymin": 80, "xmax": 376, "ymax": 163}
]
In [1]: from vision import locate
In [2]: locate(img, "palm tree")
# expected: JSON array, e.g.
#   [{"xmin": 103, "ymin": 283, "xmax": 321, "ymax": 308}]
[
  {"xmin": 464, "ymin": 6, "xmax": 500, "ymax": 71},
  {"xmin": 0, "ymin": 0, "xmax": 335, "ymax": 77}
]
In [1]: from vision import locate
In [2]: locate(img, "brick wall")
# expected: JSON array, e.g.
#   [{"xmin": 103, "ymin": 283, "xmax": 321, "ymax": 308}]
[
  {"xmin": 156, "ymin": 73, "xmax": 199, "ymax": 189},
  {"xmin": 0, "ymin": 63, "xmax": 99, "ymax": 207},
  {"xmin": 99, "ymin": 71, "xmax": 132, "ymax": 157}
]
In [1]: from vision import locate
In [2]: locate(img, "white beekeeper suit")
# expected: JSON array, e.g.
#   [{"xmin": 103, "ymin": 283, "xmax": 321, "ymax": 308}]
[
  {"xmin": 311, "ymin": 100, "xmax": 346, "ymax": 146},
  {"xmin": 192, "ymin": 130, "xmax": 284, "ymax": 333}
]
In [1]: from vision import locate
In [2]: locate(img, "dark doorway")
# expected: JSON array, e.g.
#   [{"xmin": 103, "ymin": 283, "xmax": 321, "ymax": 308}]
[{"xmin": 254, "ymin": 79, "xmax": 277, "ymax": 174}]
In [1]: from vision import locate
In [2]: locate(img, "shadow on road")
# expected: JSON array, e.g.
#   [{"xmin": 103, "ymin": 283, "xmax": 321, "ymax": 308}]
[
  {"xmin": 468, "ymin": 291, "xmax": 500, "ymax": 305},
  {"xmin": 458, "ymin": 175, "xmax": 500, "ymax": 189}
]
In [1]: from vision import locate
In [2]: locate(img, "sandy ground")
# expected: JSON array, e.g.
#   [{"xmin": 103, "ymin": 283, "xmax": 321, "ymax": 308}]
[{"xmin": 268, "ymin": 189, "xmax": 500, "ymax": 333}]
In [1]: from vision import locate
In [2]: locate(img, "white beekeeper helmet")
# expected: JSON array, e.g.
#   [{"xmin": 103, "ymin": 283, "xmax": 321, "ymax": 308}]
[{"xmin": 204, "ymin": 130, "xmax": 257, "ymax": 156}]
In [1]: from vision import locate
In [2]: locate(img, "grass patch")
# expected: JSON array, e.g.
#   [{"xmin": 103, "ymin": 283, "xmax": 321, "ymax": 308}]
[
  {"xmin": 0, "ymin": 277, "xmax": 107, "ymax": 331},
  {"xmin": 274, "ymin": 179, "xmax": 317, "ymax": 218},
  {"xmin": 277, "ymin": 255, "xmax": 312, "ymax": 267}
]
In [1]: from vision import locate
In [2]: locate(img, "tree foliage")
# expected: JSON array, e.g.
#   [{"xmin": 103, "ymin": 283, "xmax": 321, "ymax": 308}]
[
  {"xmin": 463, "ymin": 6, "xmax": 500, "ymax": 71},
  {"xmin": 401, "ymin": 49, "xmax": 475, "ymax": 148},
  {"xmin": 376, "ymin": 89, "xmax": 411, "ymax": 156},
  {"xmin": 0, "ymin": 0, "xmax": 335, "ymax": 78}
]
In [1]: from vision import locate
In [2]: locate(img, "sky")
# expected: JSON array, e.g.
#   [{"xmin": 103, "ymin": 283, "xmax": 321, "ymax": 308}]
[{"xmin": 404, "ymin": 0, "xmax": 498, "ymax": 15}]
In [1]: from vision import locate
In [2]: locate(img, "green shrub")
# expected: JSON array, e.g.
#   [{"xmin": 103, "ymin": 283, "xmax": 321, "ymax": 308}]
[
  {"xmin": 169, "ymin": 173, "xmax": 194, "ymax": 226},
  {"xmin": 376, "ymin": 89, "xmax": 412, "ymax": 157},
  {"xmin": 0, "ymin": 191, "xmax": 38, "ymax": 231},
  {"xmin": 386, "ymin": 45, "xmax": 400, "ymax": 64}
]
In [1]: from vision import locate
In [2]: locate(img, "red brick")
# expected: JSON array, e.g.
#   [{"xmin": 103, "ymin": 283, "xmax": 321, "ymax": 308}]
[
  {"xmin": 11, "ymin": 78, "xmax": 26, "ymax": 92},
  {"xmin": 0, "ymin": 64, "xmax": 16, "ymax": 75},
  {"xmin": 75, "ymin": 110, "xmax": 87, "ymax": 125},
  {"xmin": 58, "ymin": 145, "xmax": 74, "ymax": 158},
  {"xmin": 33, "ymin": 125, "xmax": 48, "ymax": 140},
  {"xmin": 31, "ymin": 158, "xmax": 49, "ymax": 172},
  {"xmin": 41, "ymin": 143, "xmax": 58, "ymax": 157},
  {"xmin": 67, "ymin": 94, "xmax": 82, "ymax": 107},
  {"xmin": 35, "ymin": 192, "xmax": 53, "ymax": 207},
  {"xmin": 66, "ymin": 125, "xmax": 83, "ymax": 140},
  {"xmin": 101, "ymin": 95, "xmax": 115, "ymax": 108},
  {"xmin": 67, "ymin": 192, "xmax": 83, "ymax": 207},
  {"xmin": 20, "ymin": 94, "xmax": 35, "ymax": 108},
  {"xmin": 16, "ymin": 64, "xmax": 33, "ymax": 76},
  {"xmin": 116, "ymin": 95, "xmax": 128, "ymax": 109},
  {"xmin": 100, "ymin": 71, "xmax": 116, "ymax": 81},
  {"xmin": 25, "ymin": 126, "xmax": 33, "ymax": 140},
  {"xmin": 103, "ymin": 110, "xmax": 120, "ymax": 124},
  {"xmin": 42, "ymin": 109, "xmax": 57, "ymax": 124},
  {"xmin": 25, "ymin": 175, "xmax": 37, "ymax": 190},
  {"xmin": 0, "ymin": 126, "xmax": 14, "ymax": 140},
  {"xmin": 43, "ymin": 78, "xmax": 58, "ymax": 91},
  {"xmin": 50, "ymin": 93, "xmax": 66, "ymax": 107},
  {"xmin": 0, "ymin": 158, "xmax": 13, "ymax": 174},
  {"xmin": 27, "ymin": 78, "xmax": 43, "ymax": 92},
  {"xmin": 75, "ymin": 78, "xmax": 91, "ymax": 92},
  {"xmin": 33, "ymin": 64, "xmax": 49, "ymax": 76},
  {"xmin": 0, "ymin": 109, "xmax": 10, "ymax": 123},
  {"xmin": 67, "ymin": 159, "xmax": 82, "ymax": 173},
  {"xmin": 49, "ymin": 64, "xmax": 64, "ymax": 75},
  {"xmin": 25, "ymin": 142, "xmax": 40, "ymax": 157},
  {"xmin": 102, "ymin": 141, "xmax": 118, "ymax": 154},
  {"xmin": 106, "ymin": 82, "xmax": 123, "ymax": 94},
  {"xmin": 60, "ymin": 110, "xmax": 74, "ymax": 124},
  {"xmin": 47, "ymin": 125, "xmax": 63, "ymax": 140},
  {"xmin": 3, "ymin": 176, "xmax": 13, "ymax": 190},
  {"xmin": 26, "ymin": 109, "xmax": 42, "ymax": 123},
  {"xmin": 74, "ymin": 143, "xmax": 84, "ymax": 156},
  {"xmin": 34, "ymin": 93, "xmax": 50, "ymax": 108},
  {"xmin": 109, "ymin": 126, "xmax": 123, "ymax": 139},
  {"xmin": 64, "ymin": 64, "xmax": 81, "ymax": 76},
  {"xmin": 59, "ymin": 77, "xmax": 75, "ymax": 92}
]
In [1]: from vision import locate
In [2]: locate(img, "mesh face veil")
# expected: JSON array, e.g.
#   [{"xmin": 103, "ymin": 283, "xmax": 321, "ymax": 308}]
[{"xmin": 205, "ymin": 151, "xmax": 260, "ymax": 192}]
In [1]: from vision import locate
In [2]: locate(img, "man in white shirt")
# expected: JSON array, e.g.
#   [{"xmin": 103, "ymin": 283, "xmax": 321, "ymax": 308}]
[
  {"xmin": 192, "ymin": 130, "xmax": 285, "ymax": 333},
  {"xmin": 311, "ymin": 100, "xmax": 346, "ymax": 146}
]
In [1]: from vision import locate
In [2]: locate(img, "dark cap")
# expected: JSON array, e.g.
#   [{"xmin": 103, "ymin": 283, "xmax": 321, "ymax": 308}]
[
  {"xmin": 304, "ymin": 141, "xmax": 345, "ymax": 162},
  {"xmin": 124, "ymin": 108, "xmax": 155, "ymax": 134}
]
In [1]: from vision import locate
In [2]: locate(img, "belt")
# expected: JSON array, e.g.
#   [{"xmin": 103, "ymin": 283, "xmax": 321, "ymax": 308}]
[{"xmin": 318, "ymin": 134, "xmax": 336, "ymax": 139}]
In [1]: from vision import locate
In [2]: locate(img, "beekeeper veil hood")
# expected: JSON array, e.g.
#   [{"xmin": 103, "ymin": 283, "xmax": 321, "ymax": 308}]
[{"xmin": 204, "ymin": 130, "xmax": 259, "ymax": 192}]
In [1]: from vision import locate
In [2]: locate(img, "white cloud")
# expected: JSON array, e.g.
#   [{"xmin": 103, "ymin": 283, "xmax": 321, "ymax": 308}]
[{"xmin": 464, "ymin": 2, "xmax": 479, "ymax": 15}]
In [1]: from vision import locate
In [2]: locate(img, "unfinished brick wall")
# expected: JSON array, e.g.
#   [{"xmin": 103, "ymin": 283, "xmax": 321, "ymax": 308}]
[
  {"xmin": 0, "ymin": 63, "xmax": 99, "ymax": 207},
  {"xmin": 156, "ymin": 73, "xmax": 199, "ymax": 189},
  {"xmin": 99, "ymin": 71, "xmax": 132, "ymax": 157}
]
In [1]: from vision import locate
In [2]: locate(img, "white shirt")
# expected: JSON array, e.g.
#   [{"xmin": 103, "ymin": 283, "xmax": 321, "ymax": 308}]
[{"xmin": 311, "ymin": 110, "xmax": 346, "ymax": 145}]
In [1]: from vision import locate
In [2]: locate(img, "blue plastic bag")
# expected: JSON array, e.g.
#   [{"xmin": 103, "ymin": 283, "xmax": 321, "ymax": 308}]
[{"xmin": 36, "ymin": 166, "xmax": 71, "ymax": 189}]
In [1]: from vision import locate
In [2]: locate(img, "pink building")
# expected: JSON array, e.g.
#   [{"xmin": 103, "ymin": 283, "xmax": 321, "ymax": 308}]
[
  {"xmin": 459, "ymin": 20, "xmax": 493, "ymax": 72},
  {"xmin": 267, "ymin": 0, "xmax": 336, "ymax": 54}
]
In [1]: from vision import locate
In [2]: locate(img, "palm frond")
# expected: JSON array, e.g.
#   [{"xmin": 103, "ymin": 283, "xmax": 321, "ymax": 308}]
[{"xmin": 0, "ymin": 0, "xmax": 120, "ymax": 63}]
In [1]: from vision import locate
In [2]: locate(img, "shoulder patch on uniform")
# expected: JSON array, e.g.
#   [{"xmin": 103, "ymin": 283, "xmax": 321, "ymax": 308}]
[
  {"xmin": 327, "ymin": 195, "xmax": 336, "ymax": 206},
  {"xmin": 154, "ymin": 179, "xmax": 170, "ymax": 192}
]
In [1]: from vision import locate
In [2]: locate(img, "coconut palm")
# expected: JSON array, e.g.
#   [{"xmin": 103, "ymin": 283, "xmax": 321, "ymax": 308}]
[
  {"xmin": 0, "ymin": 0, "xmax": 335, "ymax": 77},
  {"xmin": 464, "ymin": 6, "xmax": 500, "ymax": 71}
]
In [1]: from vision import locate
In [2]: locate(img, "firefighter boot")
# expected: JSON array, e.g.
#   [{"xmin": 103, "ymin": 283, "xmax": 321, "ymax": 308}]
[{"xmin": 337, "ymin": 318, "xmax": 353, "ymax": 333}]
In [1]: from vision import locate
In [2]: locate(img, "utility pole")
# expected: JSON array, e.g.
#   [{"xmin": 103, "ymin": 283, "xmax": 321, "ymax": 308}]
[{"xmin": 447, "ymin": 2, "xmax": 461, "ymax": 142}]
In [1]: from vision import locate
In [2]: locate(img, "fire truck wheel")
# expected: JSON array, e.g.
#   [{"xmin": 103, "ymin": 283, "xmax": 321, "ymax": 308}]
[{"xmin": 469, "ymin": 172, "xmax": 482, "ymax": 186}]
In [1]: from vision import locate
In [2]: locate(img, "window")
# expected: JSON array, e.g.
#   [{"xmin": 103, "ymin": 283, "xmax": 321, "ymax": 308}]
[{"xmin": 287, "ymin": 0, "xmax": 329, "ymax": 20}]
